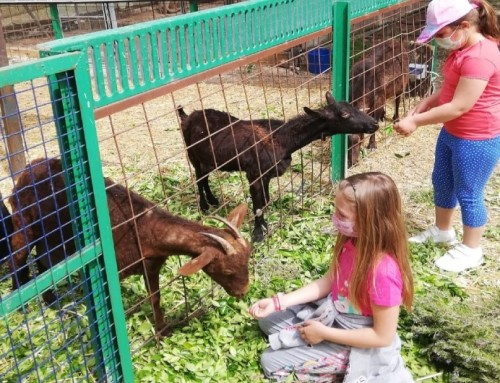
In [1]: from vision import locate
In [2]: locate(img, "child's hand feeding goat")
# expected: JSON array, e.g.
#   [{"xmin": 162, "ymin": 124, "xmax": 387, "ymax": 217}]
[{"xmin": 178, "ymin": 91, "xmax": 379, "ymax": 242}]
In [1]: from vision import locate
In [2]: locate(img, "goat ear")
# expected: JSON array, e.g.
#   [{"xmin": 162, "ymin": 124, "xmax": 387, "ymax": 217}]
[
  {"xmin": 227, "ymin": 203, "xmax": 248, "ymax": 229},
  {"xmin": 178, "ymin": 252, "xmax": 216, "ymax": 276},
  {"xmin": 325, "ymin": 92, "xmax": 336, "ymax": 105},
  {"xmin": 303, "ymin": 107, "xmax": 320, "ymax": 117}
]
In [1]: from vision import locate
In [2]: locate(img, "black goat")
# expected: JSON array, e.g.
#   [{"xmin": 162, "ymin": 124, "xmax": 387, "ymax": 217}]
[
  {"xmin": 348, "ymin": 40, "xmax": 409, "ymax": 167},
  {"xmin": 178, "ymin": 91, "xmax": 379, "ymax": 242},
  {"xmin": 0, "ymin": 193, "xmax": 13, "ymax": 264}
]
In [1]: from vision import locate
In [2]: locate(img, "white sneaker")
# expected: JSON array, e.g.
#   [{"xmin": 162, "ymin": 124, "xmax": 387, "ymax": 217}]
[
  {"xmin": 409, "ymin": 225, "xmax": 458, "ymax": 245},
  {"xmin": 434, "ymin": 244, "xmax": 484, "ymax": 273}
]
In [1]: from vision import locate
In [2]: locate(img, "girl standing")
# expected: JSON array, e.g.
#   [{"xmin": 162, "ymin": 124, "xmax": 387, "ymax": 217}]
[
  {"xmin": 249, "ymin": 172, "xmax": 414, "ymax": 382},
  {"xmin": 395, "ymin": 0, "xmax": 500, "ymax": 272}
]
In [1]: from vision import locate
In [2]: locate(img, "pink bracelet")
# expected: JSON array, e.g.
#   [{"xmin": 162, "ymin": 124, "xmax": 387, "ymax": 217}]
[
  {"xmin": 272, "ymin": 293, "xmax": 286, "ymax": 312},
  {"xmin": 277, "ymin": 293, "xmax": 286, "ymax": 311},
  {"xmin": 272, "ymin": 295, "xmax": 281, "ymax": 312}
]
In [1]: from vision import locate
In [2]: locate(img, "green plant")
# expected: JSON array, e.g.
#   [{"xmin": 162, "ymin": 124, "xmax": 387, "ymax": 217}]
[
  {"xmin": 410, "ymin": 292, "xmax": 500, "ymax": 382},
  {"xmin": 409, "ymin": 189, "xmax": 435, "ymax": 207}
]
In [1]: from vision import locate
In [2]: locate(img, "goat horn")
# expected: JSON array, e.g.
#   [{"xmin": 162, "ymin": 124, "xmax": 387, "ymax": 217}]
[
  {"xmin": 201, "ymin": 232, "xmax": 237, "ymax": 256},
  {"xmin": 207, "ymin": 215, "xmax": 247, "ymax": 247}
]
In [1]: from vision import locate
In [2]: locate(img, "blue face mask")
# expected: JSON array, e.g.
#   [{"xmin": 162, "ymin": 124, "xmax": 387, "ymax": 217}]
[{"xmin": 435, "ymin": 27, "xmax": 463, "ymax": 50}]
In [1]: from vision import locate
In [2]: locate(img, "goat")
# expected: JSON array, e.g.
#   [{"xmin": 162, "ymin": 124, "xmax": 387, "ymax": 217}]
[
  {"xmin": 0, "ymin": 193, "xmax": 13, "ymax": 264},
  {"xmin": 177, "ymin": 91, "xmax": 379, "ymax": 242},
  {"xmin": 348, "ymin": 40, "xmax": 409, "ymax": 167},
  {"xmin": 8, "ymin": 157, "xmax": 252, "ymax": 336}
]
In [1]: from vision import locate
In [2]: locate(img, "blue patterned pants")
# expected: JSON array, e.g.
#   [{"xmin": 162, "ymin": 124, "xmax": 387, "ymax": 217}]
[{"xmin": 432, "ymin": 129, "xmax": 500, "ymax": 227}]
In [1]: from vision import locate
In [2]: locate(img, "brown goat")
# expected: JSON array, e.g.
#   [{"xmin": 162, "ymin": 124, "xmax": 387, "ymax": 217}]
[
  {"xmin": 178, "ymin": 91, "xmax": 379, "ymax": 242},
  {"xmin": 8, "ymin": 157, "xmax": 252, "ymax": 336},
  {"xmin": 348, "ymin": 40, "xmax": 409, "ymax": 167}
]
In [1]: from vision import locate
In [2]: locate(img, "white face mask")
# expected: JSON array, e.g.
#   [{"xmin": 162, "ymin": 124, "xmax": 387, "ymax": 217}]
[
  {"xmin": 435, "ymin": 27, "xmax": 464, "ymax": 50},
  {"xmin": 332, "ymin": 213, "xmax": 357, "ymax": 237}
]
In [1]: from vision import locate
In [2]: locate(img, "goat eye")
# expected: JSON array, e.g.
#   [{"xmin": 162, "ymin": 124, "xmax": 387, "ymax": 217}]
[
  {"xmin": 222, "ymin": 269, "xmax": 233, "ymax": 276},
  {"xmin": 341, "ymin": 112, "xmax": 351, "ymax": 119}
]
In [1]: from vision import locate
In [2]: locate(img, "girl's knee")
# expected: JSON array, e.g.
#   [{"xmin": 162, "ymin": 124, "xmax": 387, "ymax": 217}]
[{"xmin": 258, "ymin": 315, "xmax": 276, "ymax": 335}]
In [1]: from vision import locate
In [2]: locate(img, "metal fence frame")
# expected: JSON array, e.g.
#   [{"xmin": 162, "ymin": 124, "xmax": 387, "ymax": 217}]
[{"xmin": 0, "ymin": 1, "xmax": 423, "ymax": 380}]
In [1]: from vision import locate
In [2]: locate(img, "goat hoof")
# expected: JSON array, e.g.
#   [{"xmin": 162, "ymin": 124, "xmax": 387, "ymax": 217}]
[
  {"xmin": 251, "ymin": 230, "xmax": 265, "ymax": 243},
  {"xmin": 156, "ymin": 324, "xmax": 173, "ymax": 338},
  {"xmin": 207, "ymin": 197, "xmax": 219, "ymax": 206},
  {"xmin": 42, "ymin": 290, "xmax": 59, "ymax": 306}
]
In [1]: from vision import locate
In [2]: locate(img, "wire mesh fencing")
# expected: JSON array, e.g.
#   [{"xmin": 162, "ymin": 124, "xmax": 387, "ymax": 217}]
[
  {"xmin": 347, "ymin": 0, "xmax": 434, "ymax": 167},
  {"xmin": 90, "ymin": 32, "xmax": 344, "ymax": 351},
  {"xmin": 0, "ymin": 1, "xmax": 437, "ymax": 380},
  {"xmin": 0, "ymin": 51, "xmax": 132, "ymax": 381},
  {"xmin": 0, "ymin": 1, "xmax": 242, "ymax": 65}
]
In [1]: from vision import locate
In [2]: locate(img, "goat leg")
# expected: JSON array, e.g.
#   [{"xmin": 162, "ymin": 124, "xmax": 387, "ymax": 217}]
[
  {"xmin": 34, "ymin": 249, "xmax": 59, "ymax": 306},
  {"xmin": 348, "ymin": 134, "xmax": 363, "ymax": 167},
  {"xmin": 195, "ymin": 169, "xmax": 212, "ymax": 212},
  {"xmin": 392, "ymin": 93, "xmax": 402, "ymax": 121},
  {"xmin": 202, "ymin": 180, "xmax": 219, "ymax": 208},
  {"xmin": 194, "ymin": 167, "xmax": 219, "ymax": 212},
  {"xmin": 8, "ymin": 223, "xmax": 35, "ymax": 292},
  {"xmin": 367, "ymin": 134, "xmax": 377, "ymax": 150},
  {"xmin": 249, "ymin": 181, "xmax": 267, "ymax": 242},
  {"xmin": 143, "ymin": 262, "xmax": 170, "ymax": 336}
]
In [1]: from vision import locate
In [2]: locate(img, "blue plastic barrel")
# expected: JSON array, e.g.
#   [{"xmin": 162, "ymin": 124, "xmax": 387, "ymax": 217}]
[{"xmin": 308, "ymin": 48, "xmax": 331, "ymax": 74}]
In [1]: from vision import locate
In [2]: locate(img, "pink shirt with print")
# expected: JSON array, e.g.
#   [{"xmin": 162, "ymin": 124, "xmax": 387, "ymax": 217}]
[
  {"xmin": 331, "ymin": 240, "xmax": 403, "ymax": 316},
  {"xmin": 438, "ymin": 38, "xmax": 500, "ymax": 140}
]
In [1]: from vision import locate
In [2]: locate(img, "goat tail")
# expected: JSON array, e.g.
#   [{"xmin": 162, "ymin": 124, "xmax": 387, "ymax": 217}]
[{"xmin": 176, "ymin": 105, "xmax": 188, "ymax": 121}]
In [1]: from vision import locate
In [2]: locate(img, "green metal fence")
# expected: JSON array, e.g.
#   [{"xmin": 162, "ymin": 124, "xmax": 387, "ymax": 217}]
[
  {"xmin": 0, "ymin": 51, "xmax": 133, "ymax": 382},
  {"xmin": 0, "ymin": 1, "xmax": 425, "ymax": 381}
]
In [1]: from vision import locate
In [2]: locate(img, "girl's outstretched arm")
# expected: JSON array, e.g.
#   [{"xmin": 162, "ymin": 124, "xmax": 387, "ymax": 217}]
[
  {"xmin": 395, "ymin": 77, "xmax": 488, "ymax": 136},
  {"xmin": 300, "ymin": 304, "xmax": 400, "ymax": 348},
  {"xmin": 411, "ymin": 90, "xmax": 441, "ymax": 114}
]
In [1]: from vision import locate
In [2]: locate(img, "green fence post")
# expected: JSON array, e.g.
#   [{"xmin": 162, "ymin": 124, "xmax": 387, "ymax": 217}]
[
  {"xmin": 49, "ymin": 5, "xmax": 63, "ymax": 39},
  {"xmin": 47, "ymin": 55, "xmax": 134, "ymax": 382},
  {"xmin": 189, "ymin": 1, "xmax": 199, "ymax": 12},
  {"xmin": 331, "ymin": 0, "xmax": 351, "ymax": 181}
]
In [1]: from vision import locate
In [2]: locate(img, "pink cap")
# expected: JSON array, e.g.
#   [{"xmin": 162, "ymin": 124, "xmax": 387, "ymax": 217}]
[{"xmin": 417, "ymin": 0, "xmax": 478, "ymax": 43}]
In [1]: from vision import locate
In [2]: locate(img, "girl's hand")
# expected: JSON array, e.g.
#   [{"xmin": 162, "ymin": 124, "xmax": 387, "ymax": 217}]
[
  {"xmin": 395, "ymin": 116, "xmax": 418, "ymax": 137},
  {"xmin": 299, "ymin": 320, "xmax": 328, "ymax": 345},
  {"xmin": 248, "ymin": 298, "xmax": 275, "ymax": 319}
]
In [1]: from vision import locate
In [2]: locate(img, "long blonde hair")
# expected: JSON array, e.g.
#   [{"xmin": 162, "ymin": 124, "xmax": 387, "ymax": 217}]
[{"xmin": 330, "ymin": 172, "xmax": 414, "ymax": 311}]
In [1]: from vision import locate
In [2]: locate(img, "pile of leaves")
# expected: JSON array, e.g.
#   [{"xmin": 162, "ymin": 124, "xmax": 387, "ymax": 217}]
[
  {"xmin": 410, "ymin": 292, "xmax": 500, "ymax": 383},
  {"xmin": 1, "ymin": 171, "xmax": 498, "ymax": 382}
]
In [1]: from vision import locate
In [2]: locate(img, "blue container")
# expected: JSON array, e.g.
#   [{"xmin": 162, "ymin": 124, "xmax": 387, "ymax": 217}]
[{"xmin": 308, "ymin": 48, "xmax": 331, "ymax": 74}]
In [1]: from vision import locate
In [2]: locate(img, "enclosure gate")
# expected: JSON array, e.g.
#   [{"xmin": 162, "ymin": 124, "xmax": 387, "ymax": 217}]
[
  {"xmin": 0, "ymin": 50, "xmax": 133, "ymax": 381},
  {"xmin": 1, "ymin": 0, "xmax": 422, "ymax": 381}
]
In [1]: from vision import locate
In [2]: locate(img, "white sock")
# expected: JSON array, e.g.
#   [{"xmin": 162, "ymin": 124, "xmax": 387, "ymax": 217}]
[
  {"xmin": 459, "ymin": 244, "xmax": 482, "ymax": 255},
  {"xmin": 438, "ymin": 228, "xmax": 455, "ymax": 235}
]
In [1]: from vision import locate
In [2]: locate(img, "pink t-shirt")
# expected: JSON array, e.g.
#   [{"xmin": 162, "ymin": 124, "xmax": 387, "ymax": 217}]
[
  {"xmin": 438, "ymin": 38, "xmax": 500, "ymax": 140},
  {"xmin": 331, "ymin": 240, "xmax": 403, "ymax": 316}
]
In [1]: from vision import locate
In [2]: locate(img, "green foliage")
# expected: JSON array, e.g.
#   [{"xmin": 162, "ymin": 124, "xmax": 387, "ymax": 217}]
[
  {"xmin": 410, "ymin": 292, "xmax": 500, "ymax": 383},
  {"xmin": 1, "ymin": 167, "xmax": 497, "ymax": 383},
  {"xmin": 409, "ymin": 189, "xmax": 435, "ymax": 207}
]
